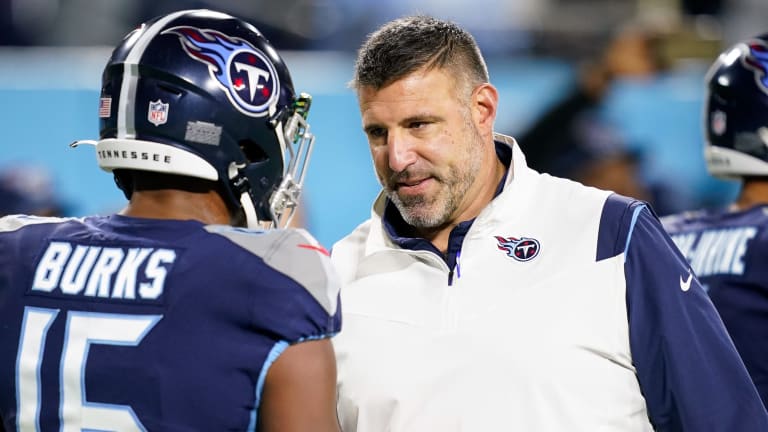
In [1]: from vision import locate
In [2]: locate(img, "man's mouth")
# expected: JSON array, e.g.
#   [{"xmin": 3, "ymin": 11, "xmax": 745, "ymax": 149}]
[{"xmin": 396, "ymin": 177, "xmax": 432, "ymax": 195}]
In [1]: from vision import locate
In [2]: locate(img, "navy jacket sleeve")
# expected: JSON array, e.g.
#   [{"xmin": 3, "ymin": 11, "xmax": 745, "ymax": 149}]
[{"xmin": 621, "ymin": 200, "xmax": 768, "ymax": 430}]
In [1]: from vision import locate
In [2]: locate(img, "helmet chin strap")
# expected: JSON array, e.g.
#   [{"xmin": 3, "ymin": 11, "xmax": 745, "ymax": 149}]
[
  {"xmin": 239, "ymin": 191, "xmax": 264, "ymax": 229},
  {"xmin": 229, "ymin": 161, "xmax": 264, "ymax": 229}
]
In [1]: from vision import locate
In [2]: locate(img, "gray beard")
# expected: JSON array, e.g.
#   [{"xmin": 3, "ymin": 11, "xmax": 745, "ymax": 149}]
[
  {"xmin": 386, "ymin": 114, "xmax": 483, "ymax": 229},
  {"xmin": 388, "ymin": 181, "xmax": 457, "ymax": 229},
  {"xmin": 387, "ymin": 156, "xmax": 477, "ymax": 229}
]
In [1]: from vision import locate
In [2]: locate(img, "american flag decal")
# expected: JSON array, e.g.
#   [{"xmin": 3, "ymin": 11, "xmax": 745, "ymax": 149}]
[{"xmin": 99, "ymin": 97, "xmax": 112, "ymax": 118}]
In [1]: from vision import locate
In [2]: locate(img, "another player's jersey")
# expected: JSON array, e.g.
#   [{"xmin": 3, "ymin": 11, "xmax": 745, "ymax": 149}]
[
  {"xmin": 0, "ymin": 214, "xmax": 341, "ymax": 431},
  {"xmin": 662, "ymin": 205, "xmax": 768, "ymax": 408}
]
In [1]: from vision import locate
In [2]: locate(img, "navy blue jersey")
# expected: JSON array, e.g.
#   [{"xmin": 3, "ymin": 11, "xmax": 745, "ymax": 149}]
[
  {"xmin": 0, "ymin": 214, "xmax": 341, "ymax": 431},
  {"xmin": 662, "ymin": 205, "xmax": 768, "ymax": 409}
]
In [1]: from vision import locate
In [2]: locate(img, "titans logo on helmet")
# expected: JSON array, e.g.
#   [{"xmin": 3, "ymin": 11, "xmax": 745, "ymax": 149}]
[
  {"xmin": 741, "ymin": 39, "xmax": 768, "ymax": 96},
  {"xmin": 162, "ymin": 26, "xmax": 280, "ymax": 117},
  {"xmin": 495, "ymin": 236, "xmax": 540, "ymax": 262}
]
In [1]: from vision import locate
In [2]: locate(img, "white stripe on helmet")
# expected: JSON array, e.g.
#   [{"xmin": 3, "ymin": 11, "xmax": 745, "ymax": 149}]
[{"xmin": 117, "ymin": 10, "xmax": 190, "ymax": 139}]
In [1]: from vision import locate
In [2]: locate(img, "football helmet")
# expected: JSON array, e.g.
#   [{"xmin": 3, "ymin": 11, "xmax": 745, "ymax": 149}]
[
  {"xmin": 72, "ymin": 9, "xmax": 314, "ymax": 227},
  {"xmin": 704, "ymin": 33, "xmax": 768, "ymax": 179}
]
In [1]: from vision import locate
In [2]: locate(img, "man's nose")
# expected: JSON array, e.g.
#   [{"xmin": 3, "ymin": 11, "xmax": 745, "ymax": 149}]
[{"xmin": 387, "ymin": 132, "xmax": 417, "ymax": 173}]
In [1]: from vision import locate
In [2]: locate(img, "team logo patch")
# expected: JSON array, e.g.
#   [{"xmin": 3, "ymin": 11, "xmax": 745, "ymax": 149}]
[
  {"xmin": 495, "ymin": 236, "xmax": 540, "ymax": 262},
  {"xmin": 711, "ymin": 109, "xmax": 726, "ymax": 136},
  {"xmin": 163, "ymin": 26, "xmax": 280, "ymax": 117},
  {"xmin": 741, "ymin": 39, "xmax": 768, "ymax": 95},
  {"xmin": 148, "ymin": 99, "xmax": 169, "ymax": 126}
]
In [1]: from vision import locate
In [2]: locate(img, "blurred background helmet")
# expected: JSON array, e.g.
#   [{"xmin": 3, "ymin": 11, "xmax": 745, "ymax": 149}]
[
  {"xmin": 73, "ymin": 8, "xmax": 314, "ymax": 227},
  {"xmin": 705, "ymin": 33, "xmax": 768, "ymax": 179},
  {"xmin": 0, "ymin": 164, "xmax": 65, "ymax": 217}
]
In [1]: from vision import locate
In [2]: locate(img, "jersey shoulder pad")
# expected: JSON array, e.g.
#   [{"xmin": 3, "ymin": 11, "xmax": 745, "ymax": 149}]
[
  {"xmin": 204, "ymin": 225, "xmax": 339, "ymax": 316},
  {"xmin": 0, "ymin": 214, "xmax": 69, "ymax": 233}
]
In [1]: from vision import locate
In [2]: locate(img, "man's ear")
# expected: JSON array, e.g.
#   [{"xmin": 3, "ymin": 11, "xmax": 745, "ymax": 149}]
[{"xmin": 472, "ymin": 83, "xmax": 498, "ymax": 135}]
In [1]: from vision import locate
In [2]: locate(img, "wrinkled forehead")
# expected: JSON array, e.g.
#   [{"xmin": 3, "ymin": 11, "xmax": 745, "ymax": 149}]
[{"xmin": 359, "ymin": 68, "xmax": 465, "ymax": 116}]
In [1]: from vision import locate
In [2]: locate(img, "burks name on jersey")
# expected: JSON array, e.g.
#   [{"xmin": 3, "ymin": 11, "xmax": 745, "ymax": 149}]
[
  {"xmin": 30, "ymin": 241, "xmax": 177, "ymax": 301},
  {"xmin": 670, "ymin": 226, "xmax": 756, "ymax": 278}
]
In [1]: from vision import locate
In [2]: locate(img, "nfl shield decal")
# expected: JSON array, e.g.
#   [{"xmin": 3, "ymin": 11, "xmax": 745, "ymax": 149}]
[
  {"xmin": 163, "ymin": 26, "xmax": 280, "ymax": 117},
  {"xmin": 711, "ymin": 110, "xmax": 727, "ymax": 136},
  {"xmin": 495, "ymin": 236, "xmax": 541, "ymax": 262},
  {"xmin": 148, "ymin": 99, "xmax": 169, "ymax": 126}
]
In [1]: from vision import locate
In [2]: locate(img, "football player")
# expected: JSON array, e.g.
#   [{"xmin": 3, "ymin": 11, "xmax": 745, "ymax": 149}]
[
  {"xmin": 662, "ymin": 33, "xmax": 768, "ymax": 409},
  {"xmin": 0, "ymin": 9, "xmax": 340, "ymax": 431}
]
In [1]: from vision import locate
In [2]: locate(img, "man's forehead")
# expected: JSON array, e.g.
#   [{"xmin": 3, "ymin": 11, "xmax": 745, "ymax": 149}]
[
  {"xmin": 363, "ymin": 68, "xmax": 457, "ymax": 97},
  {"xmin": 360, "ymin": 99, "xmax": 440, "ymax": 127},
  {"xmin": 360, "ymin": 73, "xmax": 458, "ymax": 119}
]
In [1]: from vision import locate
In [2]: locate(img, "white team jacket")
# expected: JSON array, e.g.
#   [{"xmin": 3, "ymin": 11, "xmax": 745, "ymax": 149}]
[
  {"xmin": 331, "ymin": 136, "xmax": 653, "ymax": 431},
  {"xmin": 331, "ymin": 136, "xmax": 768, "ymax": 431}
]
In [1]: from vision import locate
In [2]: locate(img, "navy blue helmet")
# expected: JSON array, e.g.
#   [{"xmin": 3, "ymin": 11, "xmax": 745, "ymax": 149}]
[
  {"xmin": 73, "ymin": 9, "xmax": 314, "ymax": 227},
  {"xmin": 705, "ymin": 33, "xmax": 768, "ymax": 178}
]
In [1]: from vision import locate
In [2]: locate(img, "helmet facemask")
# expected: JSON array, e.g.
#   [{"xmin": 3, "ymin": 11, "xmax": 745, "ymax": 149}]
[
  {"xmin": 266, "ymin": 93, "xmax": 315, "ymax": 228},
  {"xmin": 233, "ymin": 93, "xmax": 314, "ymax": 229}
]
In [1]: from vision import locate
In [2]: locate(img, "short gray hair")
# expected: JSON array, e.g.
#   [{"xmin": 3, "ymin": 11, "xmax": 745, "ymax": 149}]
[{"xmin": 351, "ymin": 15, "xmax": 489, "ymax": 92}]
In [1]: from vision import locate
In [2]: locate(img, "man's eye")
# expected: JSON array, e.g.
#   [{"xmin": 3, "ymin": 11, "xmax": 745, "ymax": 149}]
[{"xmin": 367, "ymin": 128, "xmax": 386, "ymax": 138}]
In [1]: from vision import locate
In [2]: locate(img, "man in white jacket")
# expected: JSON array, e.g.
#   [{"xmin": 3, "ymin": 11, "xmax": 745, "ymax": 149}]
[{"xmin": 331, "ymin": 14, "xmax": 768, "ymax": 431}]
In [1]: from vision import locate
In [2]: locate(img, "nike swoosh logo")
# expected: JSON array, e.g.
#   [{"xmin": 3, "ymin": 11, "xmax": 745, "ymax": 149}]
[{"xmin": 680, "ymin": 271, "xmax": 693, "ymax": 292}]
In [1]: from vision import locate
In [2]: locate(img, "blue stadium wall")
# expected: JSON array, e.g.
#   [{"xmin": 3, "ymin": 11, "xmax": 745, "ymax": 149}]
[{"xmin": 0, "ymin": 49, "xmax": 737, "ymax": 248}]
